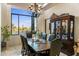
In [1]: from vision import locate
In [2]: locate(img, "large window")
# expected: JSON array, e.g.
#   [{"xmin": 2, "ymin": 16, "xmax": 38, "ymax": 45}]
[
  {"xmin": 11, "ymin": 8, "xmax": 33, "ymax": 35},
  {"xmin": 19, "ymin": 16, "xmax": 31, "ymax": 34},
  {"xmin": 12, "ymin": 15, "xmax": 18, "ymax": 34}
]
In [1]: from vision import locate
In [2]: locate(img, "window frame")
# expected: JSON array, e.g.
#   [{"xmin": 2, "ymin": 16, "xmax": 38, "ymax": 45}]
[{"xmin": 11, "ymin": 13, "xmax": 33, "ymax": 35}]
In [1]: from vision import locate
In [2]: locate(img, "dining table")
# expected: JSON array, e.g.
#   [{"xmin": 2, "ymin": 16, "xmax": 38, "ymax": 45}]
[
  {"xmin": 27, "ymin": 38, "xmax": 51, "ymax": 53},
  {"xmin": 21, "ymin": 33, "xmax": 51, "ymax": 54}
]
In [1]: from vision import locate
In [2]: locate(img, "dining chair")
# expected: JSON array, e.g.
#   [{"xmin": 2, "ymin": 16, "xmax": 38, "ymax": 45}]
[
  {"xmin": 76, "ymin": 53, "xmax": 79, "ymax": 56},
  {"xmin": 20, "ymin": 35, "xmax": 37, "ymax": 56},
  {"xmin": 50, "ymin": 39, "xmax": 63, "ymax": 56},
  {"xmin": 26, "ymin": 31, "xmax": 32, "ymax": 38},
  {"xmin": 41, "ymin": 32, "xmax": 47, "ymax": 40},
  {"xmin": 73, "ymin": 42, "xmax": 79, "ymax": 56},
  {"xmin": 48, "ymin": 34, "xmax": 55, "ymax": 41},
  {"xmin": 20, "ymin": 35, "xmax": 32, "ymax": 56}
]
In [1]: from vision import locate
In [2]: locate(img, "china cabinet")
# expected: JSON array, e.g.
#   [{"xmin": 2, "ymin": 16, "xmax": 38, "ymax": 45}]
[{"xmin": 50, "ymin": 14, "xmax": 75, "ymax": 55}]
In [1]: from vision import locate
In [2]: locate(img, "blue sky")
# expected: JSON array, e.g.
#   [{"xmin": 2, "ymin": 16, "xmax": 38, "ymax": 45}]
[{"xmin": 12, "ymin": 8, "xmax": 32, "ymax": 28}]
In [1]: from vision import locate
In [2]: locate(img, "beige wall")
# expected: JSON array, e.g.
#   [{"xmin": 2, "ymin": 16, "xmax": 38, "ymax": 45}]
[
  {"xmin": 1, "ymin": 4, "xmax": 21, "ymax": 47},
  {"xmin": 1, "ymin": 4, "xmax": 11, "ymax": 27},
  {"xmin": 46, "ymin": 19, "xmax": 50, "ymax": 34},
  {"xmin": 75, "ymin": 17, "xmax": 79, "ymax": 42},
  {"xmin": 38, "ymin": 12, "xmax": 45, "ymax": 33},
  {"xmin": 38, "ymin": 3, "xmax": 79, "ymax": 41}
]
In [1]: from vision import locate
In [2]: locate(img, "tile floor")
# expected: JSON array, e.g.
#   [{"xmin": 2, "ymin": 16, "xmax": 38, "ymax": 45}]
[
  {"xmin": 1, "ymin": 45, "xmax": 22, "ymax": 56},
  {"xmin": 1, "ymin": 45, "xmax": 67, "ymax": 56}
]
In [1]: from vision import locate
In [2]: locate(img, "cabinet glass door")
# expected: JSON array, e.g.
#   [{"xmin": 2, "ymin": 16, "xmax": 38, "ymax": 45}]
[
  {"xmin": 51, "ymin": 22, "xmax": 54, "ymax": 34},
  {"xmin": 62, "ymin": 20, "xmax": 68, "ymax": 40},
  {"xmin": 70, "ymin": 20, "xmax": 74, "ymax": 39},
  {"xmin": 55, "ymin": 21, "xmax": 61, "ymax": 39}
]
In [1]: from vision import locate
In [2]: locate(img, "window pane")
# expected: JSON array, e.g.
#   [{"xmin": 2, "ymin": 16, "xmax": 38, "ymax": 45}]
[
  {"xmin": 51, "ymin": 23, "xmax": 54, "ymax": 34},
  {"xmin": 11, "ymin": 8, "xmax": 32, "ymax": 16},
  {"xmin": 12, "ymin": 15, "xmax": 18, "ymax": 34},
  {"xmin": 19, "ymin": 16, "xmax": 31, "ymax": 34}
]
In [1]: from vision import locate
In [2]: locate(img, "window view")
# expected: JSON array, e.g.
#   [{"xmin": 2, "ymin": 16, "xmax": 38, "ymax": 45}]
[
  {"xmin": 12, "ymin": 15, "xmax": 18, "ymax": 34},
  {"xmin": 11, "ymin": 8, "xmax": 33, "ymax": 34},
  {"xmin": 19, "ymin": 16, "xmax": 31, "ymax": 34}
]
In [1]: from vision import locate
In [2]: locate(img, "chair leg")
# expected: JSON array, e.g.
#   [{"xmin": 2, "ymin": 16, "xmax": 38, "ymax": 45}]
[
  {"xmin": 21, "ymin": 50, "xmax": 26, "ymax": 56},
  {"xmin": 21, "ymin": 49, "xmax": 29, "ymax": 56}
]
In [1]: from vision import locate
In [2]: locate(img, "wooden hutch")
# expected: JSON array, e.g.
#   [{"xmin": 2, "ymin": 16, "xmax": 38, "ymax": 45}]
[{"xmin": 50, "ymin": 13, "xmax": 75, "ymax": 55}]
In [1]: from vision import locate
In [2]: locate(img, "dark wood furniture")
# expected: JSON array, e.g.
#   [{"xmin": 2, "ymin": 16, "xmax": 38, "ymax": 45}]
[
  {"xmin": 21, "ymin": 33, "xmax": 64, "ymax": 56},
  {"xmin": 74, "ymin": 42, "xmax": 79, "ymax": 56},
  {"xmin": 20, "ymin": 32, "xmax": 51, "ymax": 56},
  {"xmin": 20, "ymin": 35, "xmax": 30, "ymax": 56},
  {"xmin": 26, "ymin": 31, "xmax": 32, "ymax": 38},
  {"xmin": 50, "ymin": 39, "xmax": 62, "ymax": 56},
  {"xmin": 20, "ymin": 35, "xmax": 36, "ymax": 56},
  {"xmin": 27, "ymin": 38, "xmax": 63, "ymax": 56},
  {"xmin": 50, "ymin": 14, "xmax": 75, "ymax": 55},
  {"xmin": 1, "ymin": 42, "xmax": 6, "ymax": 51},
  {"xmin": 41, "ymin": 32, "xmax": 47, "ymax": 40},
  {"xmin": 27, "ymin": 38, "xmax": 50, "ymax": 53}
]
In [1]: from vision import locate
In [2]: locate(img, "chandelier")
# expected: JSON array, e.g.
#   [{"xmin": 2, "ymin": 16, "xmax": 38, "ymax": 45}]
[
  {"xmin": 29, "ymin": 3, "xmax": 42, "ymax": 13},
  {"xmin": 28, "ymin": 3, "xmax": 48, "ymax": 17},
  {"xmin": 28, "ymin": 3, "xmax": 43, "ymax": 17}
]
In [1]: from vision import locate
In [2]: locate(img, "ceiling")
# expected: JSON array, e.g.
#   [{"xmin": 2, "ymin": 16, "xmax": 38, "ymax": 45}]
[
  {"xmin": 8, "ymin": 3, "xmax": 44, "ymax": 7},
  {"xmin": 7, "ymin": 3, "xmax": 45, "ymax": 10},
  {"xmin": 7, "ymin": 3, "xmax": 57, "ymax": 11}
]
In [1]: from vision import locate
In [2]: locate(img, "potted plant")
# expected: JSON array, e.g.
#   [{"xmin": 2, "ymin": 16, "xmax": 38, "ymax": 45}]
[{"xmin": 1, "ymin": 25, "xmax": 11, "ymax": 49}]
